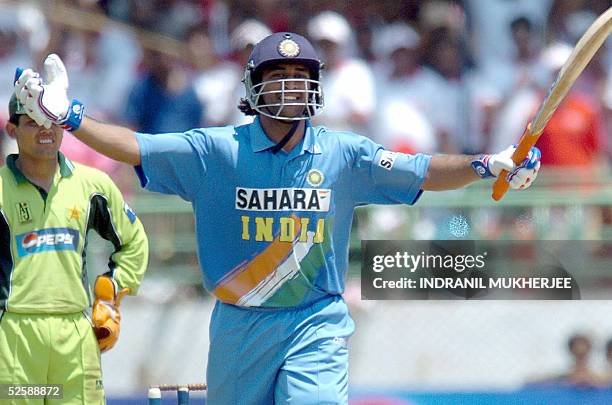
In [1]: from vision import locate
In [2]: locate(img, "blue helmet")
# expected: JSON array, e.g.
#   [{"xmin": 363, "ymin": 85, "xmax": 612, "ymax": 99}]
[{"xmin": 242, "ymin": 32, "xmax": 324, "ymax": 120}]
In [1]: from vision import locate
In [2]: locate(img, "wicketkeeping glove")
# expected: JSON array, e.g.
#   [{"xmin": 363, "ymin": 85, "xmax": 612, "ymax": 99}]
[
  {"xmin": 14, "ymin": 54, "xmax": 84, "ymax": 131},
  {"xmin": 92, "ymin": 275, "xmax": 130, "ymax": 353},
  {"xmin": 472, "ymin": 145, "xmax": 541, "ymax": 189}
]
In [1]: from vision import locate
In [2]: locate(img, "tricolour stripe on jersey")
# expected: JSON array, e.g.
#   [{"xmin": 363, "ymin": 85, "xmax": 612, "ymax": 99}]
[
  {"xmin": 213, "ymin": 216, "xmax": 335, "ymax": 307},
  {"xmin": 262, "ymin": 218, "xmax": 333, "ymax": 307},
  {"xmin": 213, "ymin": 215, "xmax": 302, "ymax": 304},
  {"xmin": 236, "ymin": 230, "xmax": 316, "ymax": 307}
]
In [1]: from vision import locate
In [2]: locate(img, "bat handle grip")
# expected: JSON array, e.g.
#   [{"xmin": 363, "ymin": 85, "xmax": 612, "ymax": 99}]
[{"xmin": 491, "ymin": 124, "xmax": 540, "ymax": 201}]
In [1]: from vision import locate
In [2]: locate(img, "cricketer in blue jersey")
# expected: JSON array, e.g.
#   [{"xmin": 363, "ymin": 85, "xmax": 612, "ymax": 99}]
[{"xmin": 16, "ymin": 32, "xmax": 541, "ymax": 405}]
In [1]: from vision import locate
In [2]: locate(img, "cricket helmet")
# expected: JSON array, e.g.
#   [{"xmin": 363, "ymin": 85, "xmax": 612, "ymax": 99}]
[{"xmin": 242, "ymin": 32, "xmax": 324, "ymax": 120}]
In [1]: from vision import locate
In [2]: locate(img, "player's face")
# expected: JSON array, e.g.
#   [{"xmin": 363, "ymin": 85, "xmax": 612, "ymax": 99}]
[
  {"xmin": 10, "ymin": 115, "xmax": 63, "ymax": 161},
  {"xmin": 260, "ymin": 63, "xmax": 311, "ymax": 118}
]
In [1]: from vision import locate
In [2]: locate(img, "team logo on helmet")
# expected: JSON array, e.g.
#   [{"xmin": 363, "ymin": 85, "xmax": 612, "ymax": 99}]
[
  {"xmin": 278, "ymin": 38, "xmax": 300, "ymax": 57},
  {"xmin": 306, "ymin": 169, "xmax": 324, "ymax": 187}
]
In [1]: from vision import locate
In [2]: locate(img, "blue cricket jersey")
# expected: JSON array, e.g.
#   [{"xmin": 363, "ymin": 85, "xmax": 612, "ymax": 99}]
[{"xmin": 135, "ymin": 117, "xmax": 431, "ymax": 308}]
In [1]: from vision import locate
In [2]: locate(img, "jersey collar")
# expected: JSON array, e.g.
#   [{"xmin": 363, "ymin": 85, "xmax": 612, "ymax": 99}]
[
  {"xmin": 249, "ymin": 116, "xmax": 322, "ymax": 156},
  {"xmin": 6, "ymin": 152, "xmax": 74, "ymax": 184},
  {"xmin": 57, "ymin": 152, "xmax": 75, "ymax": 177}
]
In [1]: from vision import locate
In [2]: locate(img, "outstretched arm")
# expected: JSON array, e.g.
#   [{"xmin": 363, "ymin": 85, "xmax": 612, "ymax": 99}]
[
  {"xmin": 422, "ymin": 146, "xmax": 541, "ymax": 191},
  {"xmin": 422, "ymin": 155, "xmax": 480, "ymax": 191},
  {"xmin": 75, "ymin": 117, "xmax": 141, "ymax": 166}
]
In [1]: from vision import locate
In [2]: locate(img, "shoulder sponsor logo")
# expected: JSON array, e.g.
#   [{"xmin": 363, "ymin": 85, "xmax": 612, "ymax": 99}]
[
  {"xmin": 378, "ymin": 150, "xmax": 397, "ymax": 171},
  {"xmin": 236, "ymin": 187, "xmax": 331, "ymax": 212},
  {"xmin": 15, "ymin": 228, "xmax": 80, "ymax": 257},
  {"xmin": 124, "ymin": 202, "xmax": 137, "ymax": 224},
  {"xmin": 16, "ymin": 202, "xmax": 32, "ymax": 224}
]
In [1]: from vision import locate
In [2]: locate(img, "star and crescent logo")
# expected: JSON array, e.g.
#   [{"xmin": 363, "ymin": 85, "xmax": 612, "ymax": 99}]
[{"xmin": 68, "ymin": 206, "xmax": 81, "ymax": 221}]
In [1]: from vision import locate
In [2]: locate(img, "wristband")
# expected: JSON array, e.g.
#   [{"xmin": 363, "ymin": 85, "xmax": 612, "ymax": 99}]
[
  {"xmin": 471, "ymin": 154, "xmax": 493, "ymax": 179},
  {"xmin": 59, "ymin": 99, "xmax": 85, "ymax": 131}
]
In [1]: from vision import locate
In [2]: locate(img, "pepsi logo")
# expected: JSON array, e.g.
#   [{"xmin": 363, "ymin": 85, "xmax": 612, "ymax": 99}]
[
  {"xmin": 16, "ymin": 228, "xmax": 79, "ymax": 257},
  {"xmin": 22, "ymin": 232, "xmax": 39, "ymax": 249}
]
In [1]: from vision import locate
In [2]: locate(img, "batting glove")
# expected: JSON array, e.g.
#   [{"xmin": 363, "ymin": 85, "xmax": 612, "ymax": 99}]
[
  {"xmin": 14, "ymin": 54, "xmax": 84, "ymax": 131},
  {"xmin": 92, "ymin": 275, "xmax": 130, "ymax": 353},
  {"xmin": 472, "ymin": 145, "xmax": 541, "ymax": 189},
  {"xmin": 13, "ymin": 68, "xmax": 52, "ymax": 128}
]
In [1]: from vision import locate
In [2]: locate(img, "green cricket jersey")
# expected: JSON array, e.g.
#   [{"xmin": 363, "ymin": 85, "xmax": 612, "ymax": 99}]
[{"xmin": 0, "ymin": 153, "xmax": 148, "ymax": 314}]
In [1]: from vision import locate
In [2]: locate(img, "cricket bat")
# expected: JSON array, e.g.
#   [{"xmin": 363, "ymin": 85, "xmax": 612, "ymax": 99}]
[{"xmin": 492, "ymin": 6, "xmax": 612, "ymax": 201}]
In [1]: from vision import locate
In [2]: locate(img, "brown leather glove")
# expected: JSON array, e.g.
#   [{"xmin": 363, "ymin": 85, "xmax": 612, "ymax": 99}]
[{"xmin": 92, "ymin": 275, "xmax": 130, "ymax": 353}]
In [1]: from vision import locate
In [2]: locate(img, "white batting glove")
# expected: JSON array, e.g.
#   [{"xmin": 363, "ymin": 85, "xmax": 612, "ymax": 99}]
[
  {"xmin": 14, "ymin": 69, "xmax": 53, "ymax": 128},
  {"xmin": 14, "ymin": 54, "xmax": 84, "ymax": 131},
  {"xmin": 472, "ymin": 145, "xmax": 541, "ymax": 190}
]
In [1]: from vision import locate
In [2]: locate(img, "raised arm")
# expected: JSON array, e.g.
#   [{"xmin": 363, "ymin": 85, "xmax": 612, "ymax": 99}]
[
  {"xmin": 74, "ymin": 117, "xmax": 141, "ymax": 166},
  {"xmin": 14, "ymin": 54, "xmax": 142, "ymax": 166}
]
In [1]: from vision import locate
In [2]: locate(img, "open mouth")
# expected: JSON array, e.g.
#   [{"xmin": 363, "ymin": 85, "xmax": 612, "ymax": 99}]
[{"xmin": 284, "ymin": 96, "xmax": 301, "ymax": 101}]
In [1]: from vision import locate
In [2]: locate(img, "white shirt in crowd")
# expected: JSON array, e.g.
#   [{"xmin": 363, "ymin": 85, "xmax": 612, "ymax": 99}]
[
  {"xmin": 193, "ymin": 61, "xmax": 244, "ymax": 126},
  {"xmin": 313, "ymin": 58, "xmax": 376, "ymax": 133},
  {"xmin": 371, "ymin": 65, "xmax": 442, "ymax": 153}
]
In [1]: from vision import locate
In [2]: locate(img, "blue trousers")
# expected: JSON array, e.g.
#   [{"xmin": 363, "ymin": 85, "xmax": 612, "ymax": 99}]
[{"xmin": 206, "ymin": 295, "xmax": 355, "ymax": 404}]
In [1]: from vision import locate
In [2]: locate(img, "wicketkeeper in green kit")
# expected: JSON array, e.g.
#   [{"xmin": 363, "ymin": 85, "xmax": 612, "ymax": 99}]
[{"xmin": 0, "ymin": 83, "xmax": 148, "ymax": 404}]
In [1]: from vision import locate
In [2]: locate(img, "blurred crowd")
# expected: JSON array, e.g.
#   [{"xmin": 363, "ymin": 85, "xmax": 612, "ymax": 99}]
[{"xmin": 1, "ymin": 0, "xmax": 610, "ymax": 173}]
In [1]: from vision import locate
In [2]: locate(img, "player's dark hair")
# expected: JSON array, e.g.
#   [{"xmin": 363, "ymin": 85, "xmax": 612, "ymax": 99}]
[
  {"xmin": 9, "ymin": 113, "xmax": 21, "ymax": 125},
  {"xmin": 510, "ymin": 16, "xmax": 532, "ymax": 33},
  {"xmin": 238, "ymin": 98, "xmax": 258, "ymax": 116}
]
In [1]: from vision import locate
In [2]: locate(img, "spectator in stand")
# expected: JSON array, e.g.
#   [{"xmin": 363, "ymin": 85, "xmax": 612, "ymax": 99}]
[
  {"xmin": 489, "ymin": 16, "xmax": 546, "ymax": 152},
  {"xmin": 604, "ymin": 338, "xmax": 612, "ymax": 386},
  {"xmin": 307, "ymin": 11, "xmax": 376, "ymax": 134},
  {"xmin": 43, "ymin": 1, "xmax": 141, "ymax": 122},
  {"xmin": 508, "ymin": 17, "xmax": 544, "ymax": 91},
  {"xmin": 124, "ymin": 48, "xmax": 203, "ymax": 133},
  {"xmin": 121, "ymin": 0, "xmax": 203, "ymax": 40},
  {"xmin": 526, "ymin": 333, "xmax": 603, "ymax": 388},
  {"xmin": 422, "ymin": 26, "xmax": 499, "ymax": 154},
  {"xmin": 561, "ymin": 333, "xmax": 601, "ymax": 387},
  {"xmin": 189, "ymin": 24, "xmax": 243, "ymax": 127},
  {"xmin": 230, "ymin": 19, "xmax": 272, "ymax": 70},
  {"xmin": 536, "ymin": 43, "xmax": 606, "ymax": 170},
  {"xmin": 194, "ymin": 19, "xmax": 272, "ymax": 127},
  {"xmin": 464, "ymin": 0, "xmax": 553, "ymax": 69},
  {"xmin": 546, "ymin": 4, "xmax": 610, "ymax": 108},
  {"xmin": 370, "ymin": 22, "xmax": 439, "ymax": 154}
]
